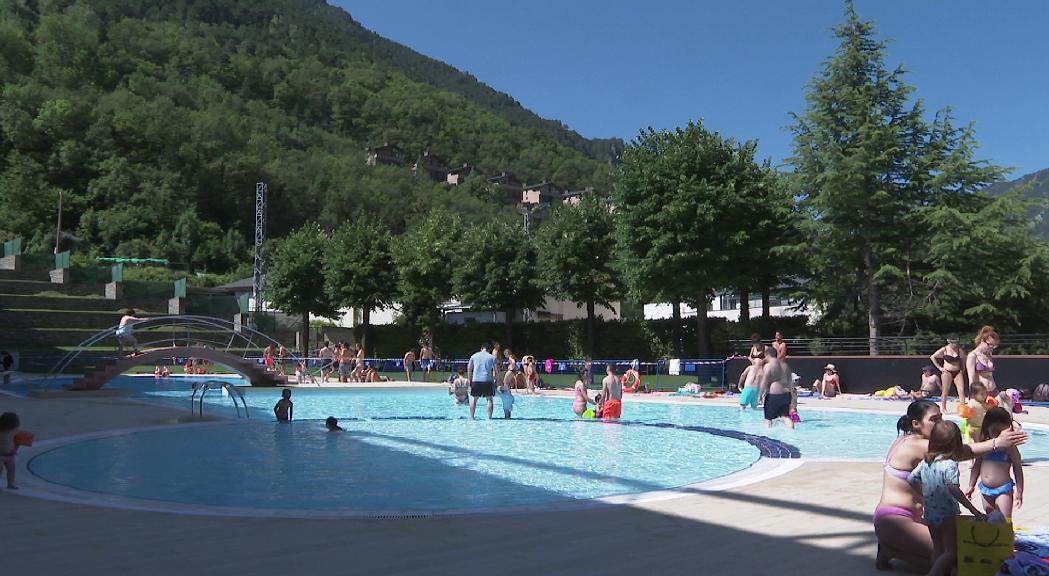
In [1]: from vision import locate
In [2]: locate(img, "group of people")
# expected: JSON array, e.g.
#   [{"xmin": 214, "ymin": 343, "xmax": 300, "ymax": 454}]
[
  {"xmin": 736, "ymin": 332, "xmax": 801, "ymax": 429},
  {"xmin": 571, "ymin": 364, "xmax": 625, "ymax": 421},
  {"xmin": 873, "ymin": 325, "xmax": 1033, "ymax": 574},
  {"xmin": 875, "ymin": 398, "xmax": 1027, "ymax": 574},
  {"xmin": 313, "ymin": 341, "xmax": 369, "ymax": 383}
]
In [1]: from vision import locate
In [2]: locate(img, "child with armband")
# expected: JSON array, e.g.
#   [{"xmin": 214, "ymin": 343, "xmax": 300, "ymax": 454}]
[
  {"xmin": 908, "ymin": 420, "xmax": 985, "ymax": 576},
  {"xmin": 962, "ymin": 384, "xmax": 990, "ymax": 441},
  {"xmin": 966, "ymin": 407, "xmax": 1024, "ymax": 519},
  {"xmin": 1, "ymin": 412, "xmax": 33, "ymax": 490}
]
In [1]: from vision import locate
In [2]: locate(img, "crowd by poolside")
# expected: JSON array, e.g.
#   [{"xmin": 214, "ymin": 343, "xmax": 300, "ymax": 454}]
[{"xmin": 28, "ymin": 314, "xmax": 1040, "ymax": 573}]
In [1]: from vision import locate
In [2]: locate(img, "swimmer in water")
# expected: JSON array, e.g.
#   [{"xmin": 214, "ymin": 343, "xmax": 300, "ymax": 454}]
[{"xmin": 273, "ymin": 389, "xmax": 293, "ymax": 422}]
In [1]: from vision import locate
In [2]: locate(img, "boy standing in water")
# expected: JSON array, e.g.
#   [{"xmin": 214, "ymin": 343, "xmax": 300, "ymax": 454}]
[
  {"xmin": 600, "ymin": 364, "xmax": 623, "ymax": 420},
  {"xmin": 273, "ymin": 389, "xmax": 293, "ymax": 422}
]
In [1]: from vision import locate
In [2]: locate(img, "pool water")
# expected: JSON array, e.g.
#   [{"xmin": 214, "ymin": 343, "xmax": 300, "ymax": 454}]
[{"xmin": 24, "ymin": 376, "xmax": 1049, "ymax": 514}]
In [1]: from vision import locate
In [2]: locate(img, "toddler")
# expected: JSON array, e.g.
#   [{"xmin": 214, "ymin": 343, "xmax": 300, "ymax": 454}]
[
  {"xmin": 1, "ymin": 412, "xmax": 21, "ymax": 489},
  {"xmin": 963, "ymin": 384, "xmax": 989, "ymax": 440},
  {"xmin": 966, "ymin": 407, "xmax": 1024, "ymax": 519},
  {"xmin": 908, "ymin": 420, "xmax": 985, "ymax": 576},
  {"xmin": 498, "ymin": 373, "xmax": 515, "ymax": 419}
]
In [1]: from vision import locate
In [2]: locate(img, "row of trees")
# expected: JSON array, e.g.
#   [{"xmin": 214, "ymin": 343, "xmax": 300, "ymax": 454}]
[
  {"xmin": 269, "ymin": 119, "xmax": 788, "ymax": 358},
  {"xmin": 269, "ymin": 2, "xmax": 1049, "ymax": 358}
]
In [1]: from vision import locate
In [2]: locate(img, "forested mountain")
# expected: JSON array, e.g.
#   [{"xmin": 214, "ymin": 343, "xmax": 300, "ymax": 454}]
[
  {"xmin": 0, "ymin": 0, "xmax": 614, "ymax": 273},
  {"xmin": 985, "ymin": 167, "xmax": 1049, "ymax": 239}
]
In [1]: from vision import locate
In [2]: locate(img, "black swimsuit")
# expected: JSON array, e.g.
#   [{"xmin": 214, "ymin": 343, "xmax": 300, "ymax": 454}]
[{"xmin": 942, "ymin": 353, "xmax": 961, "ymax": 375}]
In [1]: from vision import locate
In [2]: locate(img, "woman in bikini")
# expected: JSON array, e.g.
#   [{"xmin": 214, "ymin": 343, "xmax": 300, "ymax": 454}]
[
  {"xmin": 571, "ymin": 371, "xmax": 592, "ymax": 416},
  {"xmin": 741, "ymin": 333, "xmax": 767, "ymax": 406},
  {"xmin": 966, "ymin": 326, "xmax": 999, "ymax": 397},
  {"xmin": 873, "ymin": 399, "xmax": 1027, "ymax": 572},
  {"xmin": 522, "ymin": 355, "xmax": 539, "ymax": 394},
  {"xmin": 929, "ymin": 335, "xmax": 965, "ymax": 412}
]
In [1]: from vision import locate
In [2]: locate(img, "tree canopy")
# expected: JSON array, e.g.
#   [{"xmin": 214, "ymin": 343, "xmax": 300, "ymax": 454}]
[{"xmin": 0, "ymin": 0, "xmax": 611, "ymax": 271}]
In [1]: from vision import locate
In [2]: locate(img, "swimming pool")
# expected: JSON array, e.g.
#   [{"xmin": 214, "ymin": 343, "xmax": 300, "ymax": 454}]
[{"xmin": 21, "ymin": 376, "xmax": 1049, "ymax": 516}]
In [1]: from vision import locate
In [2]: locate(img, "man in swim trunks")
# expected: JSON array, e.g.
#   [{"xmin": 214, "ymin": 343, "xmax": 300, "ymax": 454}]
[
  {"xmin": 466, "ymin": 342, "xmax": 497, "ymax": 420},
  {"xmin": 419, "ymin": 344, "xmax": 434, "ymax": 382},
  {"xmin": 600, "ymin": 364, "xmax": 623, "ymax": 420}
]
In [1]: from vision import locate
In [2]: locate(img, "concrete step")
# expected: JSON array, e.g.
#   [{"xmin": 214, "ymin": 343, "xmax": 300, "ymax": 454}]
[
  {"xmin": 0, "ymin": 278, "xmax": 104, "ymax": 296},
  {"xmin": 0, "ymin": 327, "xmax": 239, "ymax": 347},
  {"xmin": 0, "ymin": 294, "xmax": 165, "ymax": 313},
  {"xmin": 0, "ymin": 269, "xmax": 51, "ymax": 281}
]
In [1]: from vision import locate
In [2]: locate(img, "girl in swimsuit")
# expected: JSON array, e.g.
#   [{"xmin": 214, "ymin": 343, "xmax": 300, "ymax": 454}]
[
  {"xmin": 874, "ymin": 400, "xmax": 1027, "ymax": 572},
  {"xmin": 966, "ymin": 326, "xmax": 998, "ymax": 396},
  {"xmin": 572, "ymin": 372, "xmax": 592, "ymax": 416},
  {"xmin": 966, "ymin": 407, "xmax": 1024, "ymax": 519},
  {"xmin": 929, "ymin": 335, "xmax": 965, "ymax": 412},
  {"xmin": 740, "ymin": 333, "xmax": 766, "ymax": 408}
]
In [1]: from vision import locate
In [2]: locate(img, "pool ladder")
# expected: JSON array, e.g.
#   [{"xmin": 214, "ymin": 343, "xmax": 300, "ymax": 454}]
[{"xmin": 191, "ymin": 380, "xmax": 250, "ymax": 418}]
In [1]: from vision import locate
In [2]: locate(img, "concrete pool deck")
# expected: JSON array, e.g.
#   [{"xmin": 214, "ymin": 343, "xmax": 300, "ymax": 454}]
[{"xmin": 2, "ymin": 387, "xmax": 1048, "ymax": 575}]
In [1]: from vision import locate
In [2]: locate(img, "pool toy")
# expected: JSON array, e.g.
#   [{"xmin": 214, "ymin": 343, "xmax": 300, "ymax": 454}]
[
  {"xmin": 789, "ymin": 411, "xmax": 801, "ymax": 423},
  {"xmin": 621, "ymin": 370, "xmax": 641, "ymax": 393},
  {"xmin": 14, "ymin": 430, "xmax": 33, "ymax": 447},
  {"xmin": 581, "ymin": 409, "xmax": 595, "ymax": 418}
]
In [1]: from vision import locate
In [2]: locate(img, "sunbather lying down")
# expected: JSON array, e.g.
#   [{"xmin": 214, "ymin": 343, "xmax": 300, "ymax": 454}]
[{"xmin": 870, "ymin": 385, "xmax": 929, "ymax": 400}]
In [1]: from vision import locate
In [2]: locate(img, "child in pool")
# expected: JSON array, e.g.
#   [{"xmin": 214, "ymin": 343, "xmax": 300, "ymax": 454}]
[
  {"xmin": 273, "ymin": 389, "xmax": 293, "ymax": 422},
  {"xmin": 966, "ymin": 407, "xmax": 1024, "ymax": 519},
  {"xmin": 594, "ymin": 393, "xmax": 604, "ymax": 419},
  {"xmin": 0, "ymin": 412, "xmax": 21, "ymax": 489},
  {"xmin": 908, "ymin": 420, "xmax": 985, "ymax": 576},
  {"xmin": 325, "ymin": 416, "xmax": 344, "ymax": 432},
  {"xmin": 449, "ymin": 369, "xmax": 469, "ymax": 405},
  {"xmin": 498, "ymin": 372, "xmax": 515, "ymax": 419}
]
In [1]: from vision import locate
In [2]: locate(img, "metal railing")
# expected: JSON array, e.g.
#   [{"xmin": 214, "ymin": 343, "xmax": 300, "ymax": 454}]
[
  {"xmin": 40, "ymin": 315, "xmax": 300, "ymax": 389},
  {"xmin": 191, "ymin": 379, "xmax": 250, "ymax": 418}
]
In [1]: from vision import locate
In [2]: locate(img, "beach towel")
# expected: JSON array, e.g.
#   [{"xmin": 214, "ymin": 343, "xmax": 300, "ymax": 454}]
[
  {"xmin": 998, "ymin": 551, "xmax": 1049, "ymax": 575},
  {"xmin": 1016, "ymin": 528, "xmax": 1049, "ymax": 559}
]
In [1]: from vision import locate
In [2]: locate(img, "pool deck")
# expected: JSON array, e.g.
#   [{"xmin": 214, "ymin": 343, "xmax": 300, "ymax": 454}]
[{"xmin": 2, "ymin": 384, "xmax": 1048, "ymax": 575}]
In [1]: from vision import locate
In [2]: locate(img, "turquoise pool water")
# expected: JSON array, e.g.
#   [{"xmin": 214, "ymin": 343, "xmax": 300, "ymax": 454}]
[{"xmin": 23, "ymin": 376, "xmax": 1049, "ymax": 513}]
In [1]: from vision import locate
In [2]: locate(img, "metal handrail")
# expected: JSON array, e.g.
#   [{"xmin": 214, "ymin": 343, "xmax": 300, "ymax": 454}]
[
  {"xmin": 42, "ymin": 315, "xmax": 299, "ymax": 389},
  {"xmin": 193, "ymin": 380, "xmax": 250, "ymax": 419}
]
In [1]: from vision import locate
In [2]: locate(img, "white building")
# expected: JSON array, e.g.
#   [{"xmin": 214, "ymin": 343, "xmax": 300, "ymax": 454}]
[{"xmin": 644, "ymin": 291, "xmax": 810, "ymax": 322}]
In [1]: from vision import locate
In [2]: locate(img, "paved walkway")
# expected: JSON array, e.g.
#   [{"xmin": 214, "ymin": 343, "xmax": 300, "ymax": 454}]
[{"xmin": 2, "ymin": 389, "xmax": 1047, "ymax": 575}]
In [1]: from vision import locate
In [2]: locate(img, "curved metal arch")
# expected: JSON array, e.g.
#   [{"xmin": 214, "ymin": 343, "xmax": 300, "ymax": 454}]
[{"xmin": 42, "ymin": 315, "xmax": 300, "ymax": 390}]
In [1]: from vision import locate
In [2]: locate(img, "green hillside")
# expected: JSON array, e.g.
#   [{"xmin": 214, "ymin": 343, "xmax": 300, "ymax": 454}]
[
  {"xmin": 0, "ymin": 0, "xmax": 614, "ymax": 273},
  {"xmin": 985, "ymin": 167, "xmax": 1049, "ymax": 238}
]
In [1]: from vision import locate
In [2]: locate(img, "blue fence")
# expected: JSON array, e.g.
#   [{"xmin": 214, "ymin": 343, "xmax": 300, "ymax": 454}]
[{"xmin": 243, "ymin": 356, "xmax": 728, "ymax": 390}]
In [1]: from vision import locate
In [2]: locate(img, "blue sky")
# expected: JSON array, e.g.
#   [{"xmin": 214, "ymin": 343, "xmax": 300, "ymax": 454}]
[{"xmin": 337, "ymin": 1, "xmax": 1048, "ymax": 178}]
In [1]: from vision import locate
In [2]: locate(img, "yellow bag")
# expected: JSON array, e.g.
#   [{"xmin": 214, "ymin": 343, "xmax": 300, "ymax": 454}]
[{"xmin": 957, "ymin": 515, "xmax": 1014, "ymax": 576}]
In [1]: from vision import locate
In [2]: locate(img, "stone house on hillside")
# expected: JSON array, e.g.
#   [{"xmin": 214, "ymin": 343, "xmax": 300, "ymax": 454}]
[
  {"xmin": 366, "ymin": 143, "xmax": 404, "ymax": 167},
  {"xmin": 522, "ymin": 182, "xmax": 563, "ymax": 206},
  {"xmin": 487, "ymin": 171, "xmax": 524, "ymax": 203},
  {"xmin": 446, "ymin": 164, "xmax": 475, "ymax": 186},
  {"xmin": 412, "ymin": 151, "xmax": 449, "ymax": 182}
]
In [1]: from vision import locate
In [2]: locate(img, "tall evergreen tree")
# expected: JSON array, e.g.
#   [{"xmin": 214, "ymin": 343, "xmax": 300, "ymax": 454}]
[
  {"xmin": 790, "ymin": 2, "xmax": 1041, "ymax": 343},
  {"xmin": 791, "ymin": 2, "xmax": 939, "ymax": 351}
]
